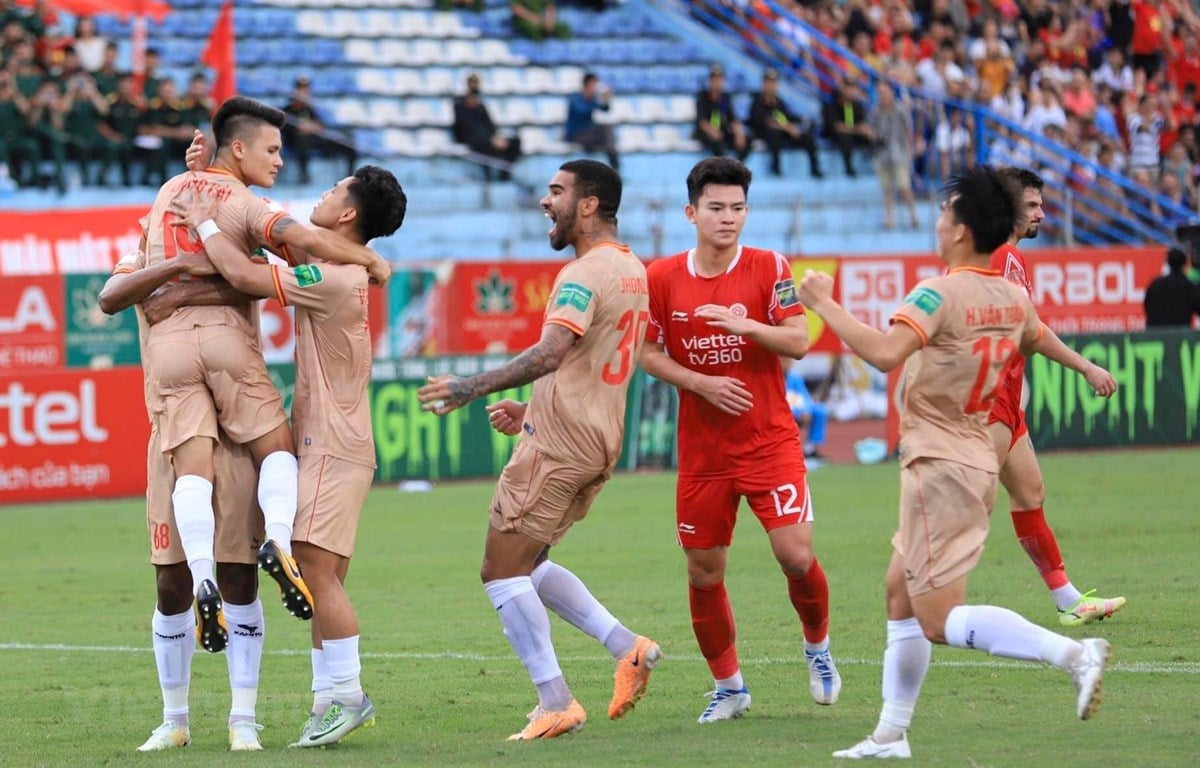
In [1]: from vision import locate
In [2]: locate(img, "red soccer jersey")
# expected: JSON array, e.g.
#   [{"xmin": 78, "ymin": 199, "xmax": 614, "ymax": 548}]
[
  {"xmin": 646, "ymin": 246, "xmax": 806, "ymax": 479},
  {"xmin": 989, "ymin": 242, "xmax": 1032, "ymax": 404}
]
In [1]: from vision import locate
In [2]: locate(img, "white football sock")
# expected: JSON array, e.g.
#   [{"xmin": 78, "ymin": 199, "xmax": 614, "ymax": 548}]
[
  {"xmin": 485, "ymin": 576, "xmax": 572, "ymax": 711},
  {"xmin": 715, "ymin": 672, "xmax": 745, "ymax": 691},
  {"xmin": 874, "ymin": 617, "xmax": 931, "ymax": 743},
  {"xmin": 258, "ymin": 451, "xmax": 298, "ymax": 556},
  {"xmin": 530, "ymin": 559, "xmax": 637, "ymax": 659},
  {"xmin": 172, "ymin": 475, "xmax": 215, "ymax": 592},
  {"xmin": 323, "ymin": 635, "xmax": 364, "ymax": 707},
  {"xmin": 151, "ymin": 608, "xmax": 194, "ymax": 725},
  {"xmin": 945, "ymin": 604, "xmax": 1082, "ymax": 670},
  {"xmin": 223, "ymin": 600, "xmax": 264, "ymax": 723},
  {"xmin": 311, "ymin": 648, "xmax": 334, "ymax": 714},
  {"xmin": 1051, "ymin": 584, "xmax": 1084, "ymax": 611}
]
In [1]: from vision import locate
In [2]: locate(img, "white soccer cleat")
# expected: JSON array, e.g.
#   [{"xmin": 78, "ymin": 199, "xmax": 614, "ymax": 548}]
[
  {"xmin": 697, "ymin": 687, "xmax": 751, "ymax": 723},
  {"xmin": 1069, "ymin": 637, "xmax": 1111, "ymax": 720},
  {"xmin": 806, "ymin": 648, "xmax": 842, "ymax": 705},
  {"xmin": 833, "ymin": 734, "xmax": 912, "ymax": 759},
  {"xmin": 228, "ymin": 720, "xmax": 264, "ymax": 751},
  {"xmin": 136, "ymin": 721, "xmax": 190, "ymax": 752},
  {"xmin": 288, "ymin": 712, "xmax": 325, "ymax": 748}
]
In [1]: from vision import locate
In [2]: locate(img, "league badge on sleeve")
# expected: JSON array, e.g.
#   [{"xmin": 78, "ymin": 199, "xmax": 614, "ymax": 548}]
[
  {"xmin": 555, "ymin": 282, "xmax": 594, "ymax": 312},
  {"xmin": 774, "ymin": 277, "xmax": 800, "ymax": 308},
  {"xmin": 902, "ymin": 286, "xmax": 943, "ymax": 315},
  {"xmin": 293, "ymin": 264, "xmax": 324, "ymax": 288}
]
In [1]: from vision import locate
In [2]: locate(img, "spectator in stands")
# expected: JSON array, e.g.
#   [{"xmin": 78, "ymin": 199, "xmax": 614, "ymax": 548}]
[
  {"xmin": 141, "ymin": 47, "xmax": 164, "ymax": 102},
  {"xmin": 565, "ymin": 72, "xmax": 619, "ymax": 171},
  {"xmin": 183, "ymin": 72, "xmax": 214, "ymax": 129},
  {"xmin": 1092, "ymin": 47, "xmax": 1134, "ymax": 96},
  {"xmin": 26, "ymin": 78, "xmax": 65, "ymax": 192},
  {"xmin": 452, "ymin": 73, "xmax": 521, "ymax": 181},
  {"xmin": 1062, "ymin": 66, "xmax": 1097, "ymax": 120},
  {"xmin": 1128, "ymin": 0, "xmax": 1170, "ymax": 79},
  {"xmin": 870, "ymin": 84, "xmax": 919, "ymax": 230},
  {"xmin": 934, "ymin": 107, "xmax": 973, "ymax": 179},
  {"xmin": 915, "ymin": 40, "xmax": 968, "ymax": 100},
  {"xmin": 975, "ymin": 38, "xmax": 1017, "ymax": 103},
  {"xmin": 91, "ymin": 42, "xmax": 120, "ymax": 97},
  {"xmin": 62, "ymin": 69, "xmax": 113, "ymax": 186},
  {"xmin": 1092, "ymin": 83, "xmax": 1121, "ymax": 140},
  {"xmin": 137, "ymin": 77, "xmax": 190, "ymax": 185},
  {"xmin": 511, "ymin": 0, "xmax": 571, "ymax": 41},
  {"xmin": 1144, "ymin": 246, "xmax": 1200, "ymax": 326},
  {"xmin": 0, "ymin": 68, "xmax": 41, "ymax": 187},
  {"xmin": 10, "ymin": 37, "xmax": 43, "ymax": 97},
  {"xmin": 1126, "ymin": 92, "xmax": 1168, "ymax": 174},
  {"xmin": 282, "ymin": 75, "xmax": 358, "ymax": 185},
  {"xmin": 748, "ymin": 67, "xmax": 822, "ymax": 178},
  {"xmin": 1024, "ymin": 83, "xmax": 1067, "ymax": 136},
  {"xmin": 822, "ymin": 77, "xmax": 871, "ymax": 176},
  {"xmin": 2, "ymin": 18, "xmax": 26, "ymax": 61},
  {"xmin": 694, "ymin": 64, "xmax": 749, "ymax": 160},
  {"xmin": 1162, "ymin": 140, "xmax": 1195, "ymax": 196},
  {"xmin": 72, "ymin": 16, "xmax": 105, "ymax": 72},
  {"xmin": 1155, "ymin": 168, "xmax": 1193, "ymax": 225},
  {"xmin": 100, "ymin": 72, "xmax": 141, "ymax": 187},
  {"xmin": 1167, "ymin": 26, "xmax": 1200, "ymax": 93}
]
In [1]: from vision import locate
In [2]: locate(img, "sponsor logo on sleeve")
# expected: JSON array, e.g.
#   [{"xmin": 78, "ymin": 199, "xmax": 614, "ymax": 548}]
[
  {"xmin": 774, "ymin": 277, "xmax": 800, "ymax": 308},
  {"xmin": 902, "ymin": 286, "xmax": 944, "ymax": 315},
  {"xmin": 554, "ymin": 282, "xmax": 594, "ymax": 312},
  {"xmin": 293, "ymin": 264, "xmax": 323, "ymax": 288}
]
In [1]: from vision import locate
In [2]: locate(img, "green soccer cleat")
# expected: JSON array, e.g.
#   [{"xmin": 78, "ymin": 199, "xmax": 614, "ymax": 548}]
[
  {"xmin": 1059, "ymin": 590, "xmax": 1127, "ymax": 627},
  {"xmin": 299, "ymin": 696, "xmax": 377, "ymax": 747}
]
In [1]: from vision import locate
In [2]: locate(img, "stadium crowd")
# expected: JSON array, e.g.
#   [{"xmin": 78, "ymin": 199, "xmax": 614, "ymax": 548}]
[{"xmin": 705, "ymin": 0, "xmax": 1200, "ymax": 240}]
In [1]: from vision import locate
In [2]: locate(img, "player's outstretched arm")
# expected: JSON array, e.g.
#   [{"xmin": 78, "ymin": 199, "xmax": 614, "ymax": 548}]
[
  {"xmin": 798, "ymin": 269, "xmax": 921, "ymax": 372},
  {"xmin": 271, "ymin": 217, "xmax": 392, "ymax": 285},
  {"xmin": 1028, "ymin": 322, "xmax": 1117, "ymax": 397},
  {"xmin": 417, "ymin": 324, "xmax": 576, "ymax": 415},
  {"xmin": 639, "ymin": 342, "xmax": 753, "ymax": 416}
]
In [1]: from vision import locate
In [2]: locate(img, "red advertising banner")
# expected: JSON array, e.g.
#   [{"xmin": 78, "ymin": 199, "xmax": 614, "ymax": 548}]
[
  {"xmin": 0, "ymin": 275, "xmax": 65, "ymax": 369},
  {"xmin": 835, "ymin": 247, "xmax": 1160, "ymax": 338},
  {"xmin": 443, "ymin": 261, "xmax": 562, "ymax": 354},
  {"xmin": 0, "ymin": 367, "xmax": 151, "ymax": 503},
  {"xmin": 0, "ymin": 206, "xmax": 148, "ymax": 276}
]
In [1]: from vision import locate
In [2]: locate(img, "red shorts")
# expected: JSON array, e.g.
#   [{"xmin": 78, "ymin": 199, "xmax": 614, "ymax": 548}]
[
  {"xmin": 987, "ymin": 382, "xmax": 1027, "ymax": 449},
  {"xmin": 676, "ymin": 465, "xmax": 813, "ymax": 549}
]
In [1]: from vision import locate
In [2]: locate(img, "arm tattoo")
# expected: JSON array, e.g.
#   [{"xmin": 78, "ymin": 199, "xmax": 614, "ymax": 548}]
[
  {"xmin": 271, "ymin": 216, "xmax": 296, "ymax": 243},
  {"xmin": 447, "ymin": 324, "xmax": 576, "ymax": 406}
]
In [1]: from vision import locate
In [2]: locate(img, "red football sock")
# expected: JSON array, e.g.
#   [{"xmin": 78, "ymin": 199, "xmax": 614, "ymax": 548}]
[
  {"xmin": 1011, "ymin": 507, "xmax": 1069, "ymax": 589},
  {"xmin": 786, "ymin": 556, "xmax": 830, "ymax": 644},
  {"xmin": 689, "ymin": 581, "xmax": 739, "ymax": 680}
]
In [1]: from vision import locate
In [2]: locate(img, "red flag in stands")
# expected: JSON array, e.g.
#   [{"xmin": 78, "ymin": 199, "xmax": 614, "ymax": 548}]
[{"xmin": 202, "ymin": 1, "xmax": 236, "ymax": 104}]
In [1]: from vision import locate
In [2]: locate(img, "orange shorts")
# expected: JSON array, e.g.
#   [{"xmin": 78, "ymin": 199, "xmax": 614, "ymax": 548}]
[
  {"xmin": 146, "ymin": 324, "xmax": 286, "ymax": 452},
  {"xmin": 676, "ymin": 464, "xmax": 813, "ymax": 550},
  {"xmin": 489, "ymin": 441, "xmax": 610, "ymax": 546},
  {"xmin": 293, "ymin": 454, "xmax": 374, "ymax": 558},
  {"xmin": 892, "ymin": 457, "xmax": 997, "ymax": 597},
  {"xmin": 146, "ymin": 426, "xmax": 262, "ymax": 566}
]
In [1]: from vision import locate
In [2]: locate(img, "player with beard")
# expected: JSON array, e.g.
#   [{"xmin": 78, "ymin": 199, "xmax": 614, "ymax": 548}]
[
  {"xmin": 990, "ymin": 167, "xmax": 1123, "ymax": 627},
  {"xmin": 417, "ymin": 160, "xmax": 663, "ymax": 741}
]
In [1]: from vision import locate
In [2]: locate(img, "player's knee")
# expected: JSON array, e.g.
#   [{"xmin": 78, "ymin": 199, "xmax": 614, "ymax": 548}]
[
  {"xmin": 775, "ymin": 547, "xmax": 814, "ymax": 576},
  {"xmin": 686, "ymin": 561, "xmax": 725, "ymax": 587},
  {"xmin": 217, "ymin": 563, "xmax": 258, "ymax": 604},
  {"xmin": 920, "ymin": 621, "xmax": 946, "ymax": 644}
]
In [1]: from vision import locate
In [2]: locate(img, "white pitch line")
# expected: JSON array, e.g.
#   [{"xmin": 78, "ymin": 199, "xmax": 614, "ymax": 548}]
[{"xmin": 1, "ymin": 642, "xmax": 1197, "ymax": 675}]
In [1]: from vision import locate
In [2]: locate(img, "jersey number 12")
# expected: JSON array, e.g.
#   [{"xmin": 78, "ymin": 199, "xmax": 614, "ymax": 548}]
[{"xmin": 966, "ymin": 336, "xmax": 1019, "ymax": 413}]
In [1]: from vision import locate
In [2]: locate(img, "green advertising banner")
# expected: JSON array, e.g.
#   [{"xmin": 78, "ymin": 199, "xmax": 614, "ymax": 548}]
[
  {"xmin": 64, "ymin": 273, "xmax": 141, "ymax": 367},
  {"xmin": 1027, "ymin": 329, "xmax": 1200, "ymax": 449},
  {"xmin": 368, "ymin": 356, "xmax": 670, "ymax": 482}
]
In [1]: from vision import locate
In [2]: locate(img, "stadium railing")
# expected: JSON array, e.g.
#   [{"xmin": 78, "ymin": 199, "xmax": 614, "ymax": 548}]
[{"xmin": 678, "ymin": 0, "xmax": 1193, "ymax": 247}]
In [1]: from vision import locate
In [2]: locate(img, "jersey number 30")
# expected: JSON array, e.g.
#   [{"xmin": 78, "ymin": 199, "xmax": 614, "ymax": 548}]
[{"xmin": 602, "ymin": 309, "xmax": 649, "ymax": 385}]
